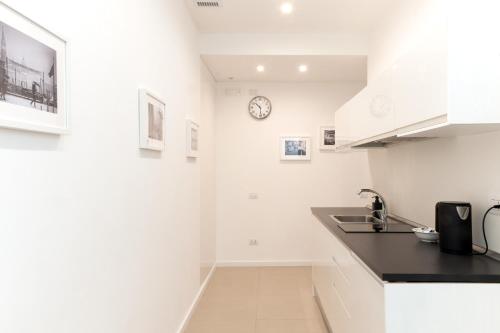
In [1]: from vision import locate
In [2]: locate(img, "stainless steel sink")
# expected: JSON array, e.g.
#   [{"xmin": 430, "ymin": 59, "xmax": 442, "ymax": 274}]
[
  {"xmin": 330, "ymin": 215, "xmax": 402, "ymax": 224},
  {"xmin": 330, "ymin": 215, "xmax": 383, "ymax": 224},
  {"xmin": 329, "ymin": 214, "xmax": 415, "ymax": 233}
]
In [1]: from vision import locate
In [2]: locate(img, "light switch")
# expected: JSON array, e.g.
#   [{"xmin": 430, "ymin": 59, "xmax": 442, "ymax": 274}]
[{"xmin": 248, "ymin": 193, "xmax": 259, "ymax": 200}]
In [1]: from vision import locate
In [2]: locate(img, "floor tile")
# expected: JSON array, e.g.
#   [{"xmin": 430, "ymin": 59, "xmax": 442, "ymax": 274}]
[
  {"xmin": 255, "ymin": 319, "xmax": 328, "ymax": 333},
  {"xmin": 186, "ymin": 266, "xmax": 328, "ymax": 333},
  {"xmin": 258, "ymin": 267, "xmax": 312, "ymax": 297},
  {"xmin": 257, "ymin": 294, "xmax": 307, "ymax": 319},
  {"xmin": 185, "ymin": 319, "xmax": 256, "ymax": 333},
  {"xmin": 191, "ymin": 297, "xmax": 258, "ymax": 321}
]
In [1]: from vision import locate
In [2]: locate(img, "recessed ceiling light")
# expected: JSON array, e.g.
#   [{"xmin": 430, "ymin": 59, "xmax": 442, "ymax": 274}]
[
  {"xmin": 298, "ymin": 65, "xmax": 308, "ymax": 73},
  {"xmin": 256, "ymin": 65, "xmax": 265, "ymax": 72},
  {"xmin": 280, "ymin": 2, "xmax": 294, "ymax": 15}
]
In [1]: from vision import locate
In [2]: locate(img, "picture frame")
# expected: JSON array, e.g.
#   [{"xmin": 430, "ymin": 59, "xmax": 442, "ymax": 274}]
[
  {"xmin": 0, "ymin": 2, "xmax": 69, "ymax": 134},
  {"xmin": 186, "ymin": 119, "xmax": 199, "ymax": 158},
  {"xmin": 319, "ymin": 126, "xmax": 336, "ymax": 150},
  {"xmin": 280, "ymin": 136, "xmax": 311, "ymax": 161},
  {"xmin": 139, "ymin": 89, "xmax": 165, "ymax": 151}
]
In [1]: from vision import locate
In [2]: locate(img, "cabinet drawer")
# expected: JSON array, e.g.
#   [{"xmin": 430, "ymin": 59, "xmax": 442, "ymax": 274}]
[
  {"xmin": 317, "ymin": 272, "xmax": 351, "ymax": 333},
  {"xmin": 329, "ymin": 255, "xmax": 352, "ymax": 306},
  {"xmin": 313, "ymin": 218, "xmax": 385, "ymax": 333},
  {"xmin": 328, "ymin": 232, "xmax": 385, "ymax": 333}
]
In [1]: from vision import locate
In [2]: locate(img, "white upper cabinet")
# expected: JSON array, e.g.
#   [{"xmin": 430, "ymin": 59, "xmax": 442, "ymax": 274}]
[
  {"xmin": 335, "ymin": 1, "xmax": 500, "ymax": 146},
  {"xmin": 392, "ymin": 20, "xmax": 448, "ymax": 129},
  {"xmin": 366, "ymin": 67, "xmax": 395, "ymax": 137},
  {"xmin": 334, "ymin": 97, "xmax": 354, "ymax": 150},
  {"xmin": 348, "ymin": 87, "xmax": 370, "ymax": 143},
  {"xmin": 447, "ymin": 2, "xmax": 500, "ymax": 124}
]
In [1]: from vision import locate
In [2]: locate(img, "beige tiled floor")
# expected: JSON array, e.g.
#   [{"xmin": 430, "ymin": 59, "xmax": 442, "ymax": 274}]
[{"xmin": 185, "ymin": 267, "xmax": 329, "ymax": 333}]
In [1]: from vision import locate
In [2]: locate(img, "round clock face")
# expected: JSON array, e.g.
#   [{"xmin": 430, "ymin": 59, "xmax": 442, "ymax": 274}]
[{"xmin": 248, "ymin": 96, "xmax": 272, "ymax": 120}]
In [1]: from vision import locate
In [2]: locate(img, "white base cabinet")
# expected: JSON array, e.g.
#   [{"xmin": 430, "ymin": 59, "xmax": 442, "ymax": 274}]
[
  {"xmin": 312, "ymin": 219, "xmax": 385, "ymax": 333},
  {"xmin": 312, "ymin": 217, "xmax": 500, "ymax": 333}
]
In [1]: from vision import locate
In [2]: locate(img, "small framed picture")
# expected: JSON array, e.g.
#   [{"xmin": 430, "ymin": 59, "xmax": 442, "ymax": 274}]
[
  {"xmin": 319, "ymin": 126, "xmax": 336, "ymax": 150},
  {"xmin": 139, "ymin": 89, "xmax": 165, "ymax": 151},
  {"xmin": 186, "ymin": 120, "xmax": 199, "ymax": 158},
  {"xmin": 0, "ymin": 3, "xmax": 69, "ymax": 134},
  {"xmin": 280, "ymin": 136, "xmax": 311, "ymax": 161}
]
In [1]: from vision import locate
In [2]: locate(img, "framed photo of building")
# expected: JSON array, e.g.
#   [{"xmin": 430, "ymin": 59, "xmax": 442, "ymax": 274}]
[
  {"xmin": 139, "ymin": 89, "xmax": 165, "ymax": 151},
  {"xmin": 280, "ymin": 136, "xmax": 311, "ymax": 161},
  {"xmin": 0, "ymin": 3, "xmax": 69, "ymax": 134},
  {"xmin": 319, "ymin": 126, "xmax": 336, "ymax": 150},
  {"xmin": 186, "ymin": 120, "xmax": 199, "ymax": 158}
]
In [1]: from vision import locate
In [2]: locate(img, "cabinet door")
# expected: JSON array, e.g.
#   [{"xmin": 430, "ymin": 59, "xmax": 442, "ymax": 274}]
[
  {"xmin": 448, "ymin": 2, "xmax": 500, "ymax": 124},
  {"xmin": 348, "ymin": 68, "xmax": 395, "ymax": 143},
  {"xmin": 393, "ymin": 23, "xmax": 448, "ymax": 129},
  {"xmin": 334, "ymin": 99, "xmax": 353, "ymax": 148},
  {"xmin": 312, "ymin": 221, "xmax": 350, "ymax": 333},
  {"xmin": 349, "ymin": 87, "xmax": 371, "ymax": 142},
  {"xmin": 349, "ymin": 252, "xmax": 386, "ymax": 333},
  {"xmin": 327, "ymin": 230, "xmax": 386, "ymax": 333},
  {"xmin": 365, "ymin": 68, "xmax": 396, "ymax": 138},
  {"xmin": 313, "ymin": 218, "xmax": 385, "ymax": 333}
]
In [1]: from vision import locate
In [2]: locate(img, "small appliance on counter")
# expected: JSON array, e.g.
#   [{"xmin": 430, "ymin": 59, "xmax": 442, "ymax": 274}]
[
  {"xmin": 412, "ymin": 227, "xmax": 439, "ymax": 243},
  {"xmin": 435, "ymin": 201, "xmax": 472, "ymax": 255}
]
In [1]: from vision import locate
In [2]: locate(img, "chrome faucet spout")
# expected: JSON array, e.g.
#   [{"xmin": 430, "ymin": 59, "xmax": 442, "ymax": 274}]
[{"xmin": 358, "ymin": 189, "xmax": 388, "ymax": 224}]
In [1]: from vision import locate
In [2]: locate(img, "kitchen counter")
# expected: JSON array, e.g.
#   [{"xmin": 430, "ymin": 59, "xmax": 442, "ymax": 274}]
[{"xmin": 312, "ymin": 207, "xmax": 500, "ymax": 283}]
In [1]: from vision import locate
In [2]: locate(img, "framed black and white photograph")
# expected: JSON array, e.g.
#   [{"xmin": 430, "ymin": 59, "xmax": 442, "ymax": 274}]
[
  {"xmin": 280, "ymin": 136, "xmax": 311, "ymax": 161},
  {"xmin": 0, "ymin": 3, "xmax": 68, "ymax": 134},
  {"xmin": 139, "ymin": 89, "xmax": 165, "ymax": 151},
  {"xmin": 319, "ymin": 126, "xmax": 336, "ymax": 150},
  {"xmin": 186, "ymin": 120, "xmax": 199, "ymax": 158}
]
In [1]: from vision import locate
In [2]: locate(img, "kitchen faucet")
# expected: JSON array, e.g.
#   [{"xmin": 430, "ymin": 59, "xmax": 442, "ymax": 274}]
[{"xmin": 358, "ymin": 189, "xmax": 388, "ymax": 224}]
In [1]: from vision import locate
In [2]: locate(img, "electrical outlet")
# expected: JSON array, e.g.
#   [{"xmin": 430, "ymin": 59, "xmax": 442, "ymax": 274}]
[
  {"xmin": 249, "ymin": 239, "xmax": 258, "ymax": 246},
  {"xmin": 489, "ymin": 195, "xmax": 500, "ymax": 216}
]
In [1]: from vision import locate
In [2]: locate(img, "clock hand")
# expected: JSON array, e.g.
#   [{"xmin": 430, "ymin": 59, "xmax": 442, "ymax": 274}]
[{"xmin": 256, "ymin": 104, "xmax": 262, "ymax": 110}]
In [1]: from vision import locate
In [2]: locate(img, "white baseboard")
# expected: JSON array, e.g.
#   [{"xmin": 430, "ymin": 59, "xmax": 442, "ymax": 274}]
[
  {"xmin": 216, "ymin": 260, "xmax": 312, "ymax": 267},
  {"xmin": 175, "ymin": 263, "xmax": 216, "ymax": 333}
]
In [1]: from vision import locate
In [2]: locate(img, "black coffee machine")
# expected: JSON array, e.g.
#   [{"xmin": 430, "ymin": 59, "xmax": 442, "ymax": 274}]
[{"xmin": 435, "ymin": 202, "xmax": 472, "ymax": 255}]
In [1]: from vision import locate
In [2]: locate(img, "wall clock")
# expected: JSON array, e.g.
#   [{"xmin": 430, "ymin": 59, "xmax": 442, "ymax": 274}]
[{"xmin": 248, "ymin": 96, "xmax": 272, "ymax": 120}]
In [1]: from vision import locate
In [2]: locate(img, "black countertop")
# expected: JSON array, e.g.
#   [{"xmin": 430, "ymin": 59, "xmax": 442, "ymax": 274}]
[{"xmin": 312, "ymin": 207, "xmax": 500, "ymax": 283}]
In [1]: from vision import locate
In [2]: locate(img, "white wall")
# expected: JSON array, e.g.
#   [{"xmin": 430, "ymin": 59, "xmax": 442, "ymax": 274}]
[
  {"xmin": 199, "ymin": 63, "xmax": 216, "ymax": 282},
  {"xmin": 366, "ymin": 0, "xmax": 500, "ymax": 253},
  {"xmin": 215, "ymin": 82, "xmax": 372, "ymax": 264},
  {"xmin": 368, "ymin": 131, "xmax": 500, "ymax": 253},
  {"xmin": 0, "ymin": 1, "xmax": 207, "ymax": 333}
]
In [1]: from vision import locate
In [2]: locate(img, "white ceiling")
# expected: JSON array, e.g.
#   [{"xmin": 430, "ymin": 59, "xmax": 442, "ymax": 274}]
[
  {"xmin": 202, "ymin": 55, "xmax": 367, "ymax": 82},
  {"xmin": 186, "ymin": 0, "xmax": 398, "ymax": 34}
]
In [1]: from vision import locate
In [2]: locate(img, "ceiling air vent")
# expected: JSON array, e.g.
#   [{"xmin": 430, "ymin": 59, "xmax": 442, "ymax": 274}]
[{"xmin": 194, "ymin": 0, "xmax": 223, "ymax": 7}]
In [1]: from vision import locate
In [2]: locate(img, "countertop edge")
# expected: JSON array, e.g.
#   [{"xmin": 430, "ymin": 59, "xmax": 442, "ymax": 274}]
[
  {"xmin": 311, "ymin": 207, "xmax": 386, "ymax": 281},
  {"xmin": 311, "ymin": 207, "xmax": 500, "ymax": 283}
]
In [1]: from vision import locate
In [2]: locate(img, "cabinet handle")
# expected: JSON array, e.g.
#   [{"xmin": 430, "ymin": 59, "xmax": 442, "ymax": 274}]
[
  {"xmin": 331, "ymin": 279, "xmax": 352, "ymax": 319},
  {"xmin": 331, "ymin": 256, "xmax": 351, "ymax": 285}
]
